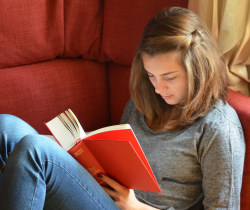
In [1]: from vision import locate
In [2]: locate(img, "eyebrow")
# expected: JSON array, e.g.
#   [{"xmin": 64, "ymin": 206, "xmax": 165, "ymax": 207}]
[{"xmin": 145, "ymin": 69, "xmax": 178, "ymax": 76}]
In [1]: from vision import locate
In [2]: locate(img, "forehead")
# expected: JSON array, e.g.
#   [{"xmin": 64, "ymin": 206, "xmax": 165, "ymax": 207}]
[{"xmin": 142, "ymin": 51, "xmax": 185, "ymax": 74}]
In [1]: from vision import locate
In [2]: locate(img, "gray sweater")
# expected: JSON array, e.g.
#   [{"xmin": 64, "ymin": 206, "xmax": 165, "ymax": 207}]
[{"xmin": 120, "ymin": 99, "xmax": 245, "ymax": 210}]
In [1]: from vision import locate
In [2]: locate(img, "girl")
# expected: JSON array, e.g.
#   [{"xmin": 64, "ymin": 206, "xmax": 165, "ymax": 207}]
[{"xmin": 0, "ymin": 7, "xmax": 245, "ymax": 210}]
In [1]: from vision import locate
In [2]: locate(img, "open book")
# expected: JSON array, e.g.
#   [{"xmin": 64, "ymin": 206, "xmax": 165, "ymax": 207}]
[{"xmin": 45, "ymin": 109, "xmax": 162, "ymax": 193}]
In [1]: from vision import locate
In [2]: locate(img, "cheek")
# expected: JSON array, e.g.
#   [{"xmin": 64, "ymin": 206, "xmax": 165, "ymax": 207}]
[
  {"xmin": 174, "ymin": 78, "xmax": 187, "ymax": 94},
  {"xmin": 179, "ymin": 78, "xmax": 188, "ymax": 94}
]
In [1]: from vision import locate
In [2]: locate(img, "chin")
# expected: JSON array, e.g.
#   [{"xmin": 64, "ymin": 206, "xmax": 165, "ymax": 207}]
[{"xmin": 164, "ymin": 99, "xmax": 179, "ymax": 105}]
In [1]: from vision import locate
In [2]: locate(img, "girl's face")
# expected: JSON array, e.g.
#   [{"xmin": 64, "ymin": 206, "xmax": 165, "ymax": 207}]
[{"xmin": 142, "ymin": 51, "xmax": 188, "ymax": 105}]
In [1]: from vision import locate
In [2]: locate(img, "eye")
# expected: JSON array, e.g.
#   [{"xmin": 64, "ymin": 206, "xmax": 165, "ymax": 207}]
[
  {"xmin": 166, "ymin": 77, "xmax": 176, "ymax": 81},
  {"xmin": 147, "ymin": 73, "xmax": 154, "ymax": 78}
]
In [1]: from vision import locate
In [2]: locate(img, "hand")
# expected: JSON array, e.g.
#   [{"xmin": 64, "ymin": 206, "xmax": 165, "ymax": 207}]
[{"xmin": 97, "ymin": 173, "xmax": 143, "ymax": 210}]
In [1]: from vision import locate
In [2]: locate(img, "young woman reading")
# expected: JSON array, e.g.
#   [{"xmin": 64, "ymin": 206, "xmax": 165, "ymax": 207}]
[{"xmin": 0, "ymin": 7, "xmax": 245, "ymax": 210}]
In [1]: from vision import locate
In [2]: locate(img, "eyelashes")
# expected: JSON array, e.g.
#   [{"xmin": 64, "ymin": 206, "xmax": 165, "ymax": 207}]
[
  {"xmin": 166, "ymin": 77, "xmax": 176, "ymax": 81},
  {"xmin": 147, "ymin": 74, "xmax": 176, "ymax": 81}
]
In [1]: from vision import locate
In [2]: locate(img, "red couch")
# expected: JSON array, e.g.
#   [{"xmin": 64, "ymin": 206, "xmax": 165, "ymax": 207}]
[{"xmin": 1, "ymin": 0, "xmax": 250, "ymax": 209}]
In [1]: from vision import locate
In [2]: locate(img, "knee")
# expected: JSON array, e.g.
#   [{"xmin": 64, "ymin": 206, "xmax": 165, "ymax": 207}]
[
  {"xmin": 0, "ymin": 114, "xmax": 38, "ymax": 136},
  {"xmin": 0, "ymin": 114, "xmax": 20, "ymax": 127},
  {"xmin": 3, "ymin": 135, "xmax": 59, "ymax": 177},
  {"xmin": 16, "ymin": 134, "xmax": 61, "ymax": 159},
  {"xmin": 18, "ymin": 134, "xmax": 57, "ymax": 151},
  {"xmin": 9, "ymin": 134, "xmax": 63, "ymax": 168}
]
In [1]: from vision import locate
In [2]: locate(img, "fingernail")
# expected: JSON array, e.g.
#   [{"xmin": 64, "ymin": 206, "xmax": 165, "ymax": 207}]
[{"xmin": 97, "ymin": 174, "xmax": 103, "ymax": 178}]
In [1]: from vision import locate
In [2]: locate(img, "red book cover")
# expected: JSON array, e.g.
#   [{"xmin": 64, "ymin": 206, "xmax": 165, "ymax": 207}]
[
  {"xmin": 83, "ymin": 139, "xmax": 161, "ymax": 192},
  {"xmin": 84, "ymin": 129, "xmax": 158, "ymax": 185},
  {"xmin": 68, "ymin": 129, "xmax": 161, "ymax": 193}
]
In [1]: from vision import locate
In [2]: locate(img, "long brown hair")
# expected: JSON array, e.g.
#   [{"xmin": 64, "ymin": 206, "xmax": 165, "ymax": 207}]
[{"xmin": 130, "ymin": 7, "xmax": 228, "ymax": 131}]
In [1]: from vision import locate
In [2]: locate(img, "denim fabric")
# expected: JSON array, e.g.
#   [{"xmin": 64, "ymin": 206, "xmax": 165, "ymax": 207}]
[{"xmin": 0, "ymin": 114, "xmax": 120, "ymax": 210}]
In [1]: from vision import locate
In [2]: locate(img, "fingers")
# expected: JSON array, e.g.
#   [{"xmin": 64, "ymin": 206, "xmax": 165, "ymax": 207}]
[
  {"xmin": 101, "ymin": 186, "xmax": 117, "ymax": 198},
  {"xmin": 98, "ymin": 174, "xmax": 125, "ymax": 192}
]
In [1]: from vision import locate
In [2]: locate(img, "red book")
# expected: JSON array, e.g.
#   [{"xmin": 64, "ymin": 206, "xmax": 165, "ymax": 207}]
[{"xmin": 45, "ymin": 109, "xmax": 162, "ymax": 193}]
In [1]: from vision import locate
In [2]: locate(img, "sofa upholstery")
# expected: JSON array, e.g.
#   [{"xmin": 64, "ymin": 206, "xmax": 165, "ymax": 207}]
[
  {"xmin": 227, "ymin": 89, "xmax": 250, "ymax": 210},
  {"xmin": 1, "ymin": 0, "xmax": 250, "ymax": 209}
]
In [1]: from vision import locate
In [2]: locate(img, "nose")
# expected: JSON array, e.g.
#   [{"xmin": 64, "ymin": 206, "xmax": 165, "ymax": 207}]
[{"xmin": 154, "ymin": 79, "xmax": 168, "ymax": 94}]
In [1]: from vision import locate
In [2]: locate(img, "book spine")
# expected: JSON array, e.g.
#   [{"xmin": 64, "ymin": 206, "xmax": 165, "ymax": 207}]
[{"xmin": 68, "ymin": 140, "xmax": 108, "ymax": 186}]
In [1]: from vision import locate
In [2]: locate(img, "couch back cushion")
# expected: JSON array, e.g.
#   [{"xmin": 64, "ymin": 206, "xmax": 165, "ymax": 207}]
[
  {"xmin": 0, "ymin": 0, "xmax": 189, "ymax": 69},
  {"xmin": 0, "ymin": 0, "xmax": 107, "ymax": 69},
  {"xmin": 0, "ymin": 0, "xmax": 64, "ymax": 69},
  {"xmin": 63, "ymin": 0, "xmax": 105, "ymax": 61},
  {"xmin": 0, "ymin": 58, "xmax": 110, "ymax": 134}
]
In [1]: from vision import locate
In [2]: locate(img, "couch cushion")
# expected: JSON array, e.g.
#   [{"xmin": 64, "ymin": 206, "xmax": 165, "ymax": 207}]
[
  {"xmin": 226, "ymin": 89, "xmax": 250, "ymax": 209},
  {"xmin": 108, "ymin": 62, "xmax": 131, "ymax": 125},
  {"xmin": 64, "ymin": 0, "xmax": 104, "ymax": 61},
  {"xmin": 0, "ymin": 58, "xmax": 110, "ymax": 134},
  {"xmin": 102, "ymin": 0, "xmax": 189, "ymax": 66},
  {"xmin": 0, "ymin": 0, "xmax": 64, "ymax": 69}
]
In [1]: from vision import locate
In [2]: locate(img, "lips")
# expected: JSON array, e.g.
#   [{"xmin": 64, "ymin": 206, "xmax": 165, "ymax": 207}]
[{"xmin": 162, "ymin": 95, "xmax": 173, "ymax": 99}]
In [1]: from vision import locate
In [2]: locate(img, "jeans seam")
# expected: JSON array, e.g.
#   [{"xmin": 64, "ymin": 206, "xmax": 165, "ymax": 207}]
[
  {"xmin": 30, "ymin": 177, "xmax": 40, "ymax": 210},
  {"xmin": 42, "ymin": 160, "xmax": 107, "ymax": 210}
]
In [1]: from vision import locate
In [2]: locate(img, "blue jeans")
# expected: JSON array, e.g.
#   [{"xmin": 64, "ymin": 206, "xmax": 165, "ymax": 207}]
[{"xmin": 0, "ymin": 114, "xmax": 120, "ymax": 210}]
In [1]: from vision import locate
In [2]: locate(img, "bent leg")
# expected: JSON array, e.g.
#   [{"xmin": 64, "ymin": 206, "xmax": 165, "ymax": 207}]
[
  {"xmin": 0, "ymin": 114, "xmax": 38, "ymax": 181},
  {"xmin": 0, "ymin": 135, "xmax": 120, "ymax": 210}
]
